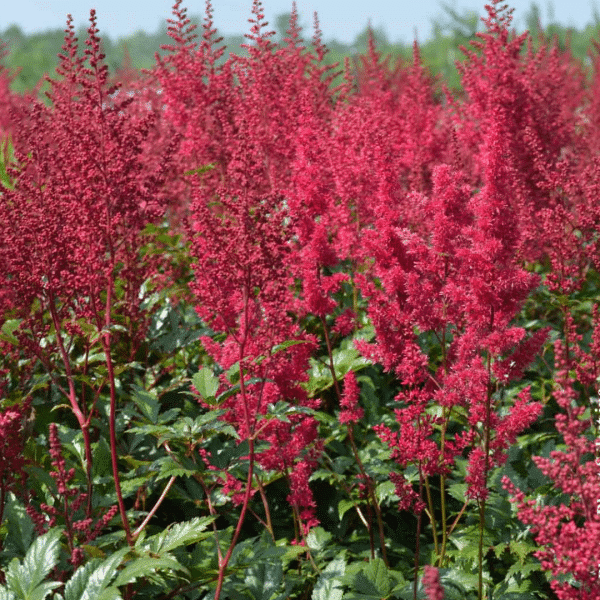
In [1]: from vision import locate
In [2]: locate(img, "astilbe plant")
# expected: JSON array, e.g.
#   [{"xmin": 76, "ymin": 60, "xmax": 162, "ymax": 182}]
[
  {"xmin": 186, "ymin": 0, "xmax": 323, "ymax": 528},
  {"xmin": 0, "ymin": 11, "xmax": 172, "ymax": 546},
  {"xmin": 283, "ymin": 5, "xmax": 550, "ymax": 595},
  {"xmin": 331, "ymin": 4, "xmax": 550, "ymax": 592},
  {"xmin": 6, "ymin": 1, "xmax": 600, "ymax": 598},
  {"xmin": 452, "ymin": 1, "xmax": 586, "ymax": 265},
  {"xmin": 157, "ymin": 3, "xmax": 343, "ymax": 597},
  {"xmin": 355, "ymin": 159, "xmax": 544, "ymax": 591},
  {"xmin": 25, "ymin": 423, "xmax": 118, "ymax": 569},
  {"xmin": 497, "ymin": 3, "xmax": 600, "ymax": 590},
  {"xmin": 503, "ymin": 319, "xmax": 600, "ymax": 599}
]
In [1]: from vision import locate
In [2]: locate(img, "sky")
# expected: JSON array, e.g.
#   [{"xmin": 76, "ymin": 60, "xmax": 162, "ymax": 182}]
[{"xmin": 1, "ymin": 0, "xmax": 599, "ymax": 45}]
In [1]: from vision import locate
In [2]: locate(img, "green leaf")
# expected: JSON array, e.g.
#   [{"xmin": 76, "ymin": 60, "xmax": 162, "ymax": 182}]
[
  {"xmin": 447, "ymin": 482, "xmax": 468, "ymax": 503},
  {"xmin": 509, "ymin": 539, "xmax": 535, "ymax": 565},
  {"xmin": 0, "ymin": 320, "xmax": 21, "ymax": 346},
  {"xmin": 96, "ymin": 588, "xmax": 121, "ymax": 600},
  {"xmin": 192, "ymin": 368, "xmax": 220, "ymax": 404},
  {"xmin": 64, "ymin": 562, "xmax": 98, "ymax": 600},
  {"xmin": 311, "ymin": 557, "xmax": 345, "ymax": 600},
  {"xmin": 362, "ymin": 558, "xmax": 391, "ymax": 596},
  {"xmin": 183, "ymin": 163, "xmax": 215, "ymax": 177},
  {"xmin": 271, "ymin": 339, "xmax": 312, "ymax": 354},
  {"xmin": 131, "ymin": 388, "xmax": 160, "ymax": 424},
  {"xmin": 155, "ymin": 458, "xmax": 197, "ymax": 481},
  {"xmin": 3, "ymin": 494, "xmax": 35, "ymax": 557},
  {"xmin": 140, "ymin": 516, "xmax": 216, "ymax": 555},
  {"xmin": 505, "ymin": 560, "xmax": 541, "ymax": 580},
  {"xmin": 244, "ymin": 560, "xmax": 283, "ymax": 600},
  {"xmin": 112, "ymin": 556, "xmax": 188, "ymax": 588},
  {"xmin": 306, "ymin": 527, "xmax": 332, "ymax": 553},
  {"xmin": 78, "ymin": 548, "xmax": 129, "ymax": 600},
  {"xmin": 337, "ymin": 499, "xmax": 355, "ymax": 521},
  {"xmin": 375, "ymin": 480, "xmax": 398, "ymax": 505},
  {"xmin": 4, "ymin": 528, "xmax": 62, "ymax": 600}
]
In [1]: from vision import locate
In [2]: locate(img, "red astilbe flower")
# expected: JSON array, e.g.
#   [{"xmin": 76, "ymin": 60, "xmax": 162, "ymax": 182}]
[
  {"xmin": 0, "ymin": 11, "xmax": 170, "ymax": 346},
  {"xmin": 357, "ymin": 149, "xmax": 543, "ymax": 508},
  {"xmin": 0, "ymin": 12, "xmax": 173, "ymax": 542},
  {"xmin": 452, "ymin": 0, "xmax": 586, "ymax": 265},
  {"xmin": 285, "ymin": 35, "xmax": 448, "ymax": 351},
  {"xmin": 502, "ymin": 406, "xmax": 600, "ymax": 598},
  {"xmin": 0, "ymin": 10, "xmax": 173, "ymax": 367},
  {"xmin": 176, "ymin": 1, "xmax": 329, "ymax": 535},
  {"xmin": 339, "ymin": 370, "xmax": 363, "ymax": 424}
]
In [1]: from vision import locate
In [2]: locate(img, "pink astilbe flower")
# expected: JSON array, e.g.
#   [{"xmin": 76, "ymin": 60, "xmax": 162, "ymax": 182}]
[
  {"xmin": 338, "ymin": 370, "xmax": 363, "ymax": 424},
  {"xmin": 422, "ymin": 565, "xmax": 445, "ymax": 600}
]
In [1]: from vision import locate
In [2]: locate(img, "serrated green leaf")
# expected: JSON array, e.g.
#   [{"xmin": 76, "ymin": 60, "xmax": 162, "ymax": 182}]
[
  {"xmin": 312, "ymin": 557, "xmax": 345, "ymax": 600},
  {"xmin": 27, "ymin": 582, "xmax": 63, "ymax": 600},
  {"xmin": 351, "ymin": 572, "xmax": 382, "ymax": 597},
  {"xmin": 363, "ymin": 558, "xmax": 391, "ymax": 596},
  {"xmin": 192, "ymin": 368, "xmax": 220, "ymax": 403},
  {"xmin": 0, "ymin": 588, "xmax": 16, "ymax": 600},
  {"xmin": 155, "ymin": 458, "xmax": 197, "ymax": 481},
  {"xmin": 439, "ymin": 566, "xmax": 481, "ymax": 592},
  {"xmin": 4, "ymin": 528, "xmax": 62, "ymax": 600},
  {"xmin": 141, "ymin": 516, "xmax": 216, "ymax": 555},
  {"xmin": 505, "ymin": 560, "xmax": 541, "ymax": 580},
  {"xmin": 64, "ymin": 561, "xmax": 99, "ymax": 600},
  {"xmin": 112, "ymin": 556, "xmax": 188, "ymax": 588},
  {"xmin": 96, "ymin": 588, "xmax": 121, "ymax": 600},
  {"xmin": 447, "ymin": 482, "xmax": 468, "ymax": 503},
  {"xmin": 79, "ymin": 548, "xmax": 129, "ymax": 600},
  {"xmin": 306, "ymin": 527, "xmax": 332, "ymax": 553},
  {"xmin": 244, "ymin": 560, "xmax": 283, "ymax": 600},
  {"xmin": 3, "ymin": 494, "xmax": 34, "ymax": 557},
  {"xmin": 272, "ymin": 339, "xmax": 311, "ymax": 354},
  {"xmin": 281, "ymin": 545, "xmax": 306, "ymax": 562},
  {"xmin": 375, "ymin": 480, "xmax": 398, "ymax": 504},
  {"xmin": 494, "ymin": 541, "xmax": 509, "ymax": 560},
  {"xmin": 338, "ymin": 499, "xmax": 354, "ymax": 521},
  {"xmin": 131, "ymin": 388, "xmax": 160, "ymax": 424},
  {"xmin": 509, "ymin": 539, "xmax": 535, "ymax": 564}
]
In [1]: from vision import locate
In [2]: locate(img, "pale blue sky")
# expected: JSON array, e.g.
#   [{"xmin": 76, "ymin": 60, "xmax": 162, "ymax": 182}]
[{"xmin": 1, "ymin": 0, "xmax": 599, "ymax": 44}]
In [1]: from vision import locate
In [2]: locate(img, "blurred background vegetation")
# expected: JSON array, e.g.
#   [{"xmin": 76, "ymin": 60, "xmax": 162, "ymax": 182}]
[{"xmin": 2, "ymin": 1, "xmax": 600, "ymax": 94}]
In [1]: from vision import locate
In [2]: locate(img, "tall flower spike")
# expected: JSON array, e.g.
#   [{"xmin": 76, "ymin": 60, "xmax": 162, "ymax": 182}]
[{"xmin": 422, "ymin": 565, "xmax": 445, "ymax": 600}]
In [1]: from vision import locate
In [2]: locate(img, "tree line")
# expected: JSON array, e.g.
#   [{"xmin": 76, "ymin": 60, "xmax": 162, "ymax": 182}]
[{"xmin": 2, "ymin": 2, "xmax": 600, "ymax": 94}]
